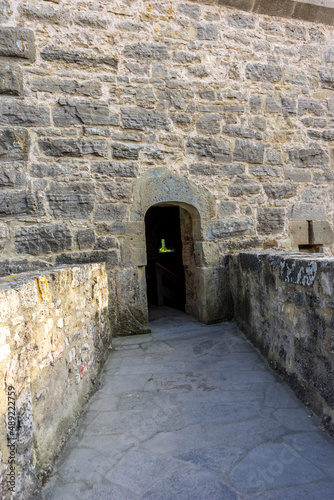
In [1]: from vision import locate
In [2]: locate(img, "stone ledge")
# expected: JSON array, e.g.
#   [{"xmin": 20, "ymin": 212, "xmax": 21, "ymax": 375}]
[{"xmin": 216, "ymin": 0, "xmax": 334, "ymax": 25}]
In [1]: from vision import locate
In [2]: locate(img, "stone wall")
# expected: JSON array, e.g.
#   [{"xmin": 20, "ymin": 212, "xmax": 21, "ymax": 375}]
[
  {"xmin": 0, "ymin": 263, "xmax": 110, "ymax": 499},
  {"xmin": 1, "ymin": 0, "xmax": 334, "ymax": 332},
  {"xmin": 230, "ymin": 251, "xmax": 334, "ymax": 433}
]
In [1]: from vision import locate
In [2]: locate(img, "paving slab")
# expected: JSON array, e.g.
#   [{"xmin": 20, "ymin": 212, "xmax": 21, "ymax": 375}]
[{"xmin": 44, "ymin": 307, "xmax": 334, "ymax": 500}]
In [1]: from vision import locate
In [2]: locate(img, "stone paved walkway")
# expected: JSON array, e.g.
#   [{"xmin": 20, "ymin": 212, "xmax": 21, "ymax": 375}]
[{"xmin": 45, "ymin": 307, "xmax": 334, "ymax": 500}]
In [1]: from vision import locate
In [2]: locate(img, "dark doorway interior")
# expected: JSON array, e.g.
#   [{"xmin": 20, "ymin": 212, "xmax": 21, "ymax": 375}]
[{"xmin": 145, "ymin": 206, "xmax": 186, "ymax": 311}]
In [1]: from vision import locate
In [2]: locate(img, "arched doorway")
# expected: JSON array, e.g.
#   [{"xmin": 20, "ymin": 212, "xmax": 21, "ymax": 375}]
[{"xmin": 145, "ymin": 205, "xmax": 186, "ymax": 311}]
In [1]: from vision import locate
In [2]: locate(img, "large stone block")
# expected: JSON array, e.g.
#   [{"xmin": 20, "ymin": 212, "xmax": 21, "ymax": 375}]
[
  {"xmin": 288, "ymin": 145, "xmax": 329, "ymax": 168},
  {"xmin": 178, "ymin": 3, "xmax": 200, "ymax": 20},
  {"xmin": 0, "ymin": 128, "xmax": 30, "ymax": 161},
  {"xmin": 124, "ymin": 43, "xmax": 169, "ymax": 61},
  {"xmin": 100, "ymin": 181, "xmax": 132, "ymax": 202},
  {"xmin": 76, "ymin": 229, "xmax": 96, "ymax": 250},
  {"xmin": 112, "ymin": 143, "xmax": 141, "ymax": 160},
  {"xmin": 0, "ymin": 167, "xmax": 26, "ymax": 188},
  {"xmin": 0, "ymin": 64, "xmax": 23, "ymax": 96},
  {"xmin": 196, "ymin": 23, "xmax": 218, "ymax": 40},
  {"xmin": 39, "ymin": 138, "xmax": 108, "ymax": 158},
  {"xmin": 0, "ymin": 27, "xmax": 35, "ymax": 61},
  {"xmin": 56, "ymin": 250, "xmax": 119, "ymax": 267},
  {"xmin": 46, "ymin": 182, "xmax": 95, "ymax": 219},
  {"xmin": 288, "ymin": 204, "xmax": 327, "ymax": 221},
  {"xmin": 0, "ymin": 102, "xmax": 50, "ymax": 127},
  {"xmin": 53, "ymin": 98, "xmax": 117, "ymax": 126},
  {"xmin": 298, "ymin": 99, "xmax": 324, "ymax": 116},
  {"xmin": 121, "ymin": 108, "xmax": 169, "ymax": 131},
  {"xmin": 233, "ymin": 140, "xmax": 264, "ymax": 164},
  {"xmin": 18, "ymin": 5, "xmax": 70, "ymax": 25},
  {"xmin": 189, "ymin": 163, "xmax": 244, "ymax": 176},
  {"xmin": 14, "ymin": 224, "xmax": 72, "ymax": 255},
  {"xmin": 93, "ymin": 204, "xmax": 128, "ymax": 221},
  {"xmin": 319, "ymin": 72, "xmax": 334, "ymax": 90},
  {"xmin": 203, "ymin": 218, "xmax": 253, "ymax": 240},
  {"xmin": 0, "ymin": 191, "xmax": 45, "ymax": 218},
  {"xmin": 41, "ymin": 46, "xmax": 118, "ymax": 69},
  {"xmin": 91, "ymin": 161, "xmax": 138, "ymax": 178},
  {"xmin": 223, "ymin": 125, "xmax": 262, "ymax": 140},
  {"xmin": 229, "ymin": 179, "xmax": 261, "ymax": 197},
  {"xmin": 186, "ymin": 137, "xmax": 232, "ymax": 162},
  {"xmin": 246, "ymin": 63, "xmax": 282, "ymax": 83},
  {"xmin": 289, "ymin": 221, "xmax": 309, "ymax": 247},
  {"xmin": 31, "ymin": 78, "xmax": 102, "ymax": 97},
  {"xmin": 311, "ymin": 221, "xmax": 334, "ymax": 245},
  {"xmin": 196, "ymin": 114, "xmax": 221, "ymax": 135},
  {"xmin": 264, "ymin": 184, "xmax": 297, "ymax": 199},
  {"xmin": 257, "ymin": 208, "xmax": 285, "ymax": 235}
]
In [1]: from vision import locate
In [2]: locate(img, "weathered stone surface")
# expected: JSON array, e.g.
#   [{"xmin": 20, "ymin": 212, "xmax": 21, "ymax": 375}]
[
  {"xmin": 233, "ymin": 140, "xmax": 264, "ymax": 164},
  {"xmin": 31, "ymin": 77, "xmax": 102, "ymax": 97},
  {"xmin": 53, "ymin": 98, "xmax": 117, "ymax": 126},
  {"xmin": 284, "ymin": 167, "xmax": 312, "ymax": 182},
  {"xmin": 288, "ymin": 204, "xmax": 327, "ymax": 221},
  {"xmin": 41, "ymin": 46, "xmax": 118, "ymax": 69},
  {"xmin": 196, "ymin": 23, "xmax": 218, "ymax": 40},
  {"xmin": 0, "ymin": 167, "xmax": 26, "ymax": 188},
  {"xmin": 250, "ymin": 96, "xmax": 262, "ymax": 113},
  {"xmin": 250, "ymin": 165, "xmax": 281, "ymax": 179},
  {"xmin": 46, "ymin": 182, "xmax": 95, "ymax": 219},
  {"xmin": 246, "ymin": 64, "xmax": 282, "ymax": 83},
  {"xmin": 0, "ymin": 64, "xmax": 23, "ymax": 96},
  {"xmin": 39, "ymin": 138, "xmax": 108, "ymax": 158},
  {"xmin": 257, "ymin": 208, "xmax": 285, "ymax": 235},
  {"xmin": 227, "ymin": 13, "xmax": 255, "ymax": 28},
  {"xmin": 0, "ymin": 102, "xmax": 50, "ymax": 127},
  {"xmin": 222, "ymin": 125, "xmax": 262, "ymax": 140},
  {"xmin": 0, "ymin": 191, "xmax": 45, "ymax": 218},
  {"xmin": 298, "ymin": 99, "xmax": 324, "ymax": 116},
  {"xmin": 288, "ymin": 145, "xmax": 329, "ymax": 168},
  {"xmin": 196, "ymin": 114, "xmax": 221, "ymax": 135},
  {"xmin": 136, "ymin": 87, "xmax": 156, "ymax": 108},
  {"xmin": 204, "ymin": 218, "xmax": 253, "ymax": 240},
  {"xmin": 14, "ymin": 224, "xmax": 72, "ymax": 255},
  {"xmin": 91, "ymin": 161, "xmax": 138, "ymax": 178},
  {"xmin": 112, "ymin": 143, "xmax": 141, "ymax": 160},
  {"xmin": 76, "ymin": 229, "xmax": 96, "ymax": 250},
  {"xmin": 124, "ymin": 43, "xmax": 169, "ymax": 61},
  {"xmin": 281, "ymin": 95, "xmax": 297, "ymax": 116},
  {"xmin": 121, "ymin": 108, "xmax": 169, "ymax": 130},
  {"xmin": 264, "ymin": 184, "xmax": 297, "ymax": 199},
  {"xmin": 0, "ymin": 264, "xmax": 110, "ymax": 497},
  {"xmin": 217, "ymin": 201, "xmax": 237, "ymax": 217},
  {"xmin": 18, "ymin": 4, "xmax": 70, "ymax": 25},
  {"xmin": 229, "ymin": 180, "xmax": 261, "ymax": 197},
  {"xmin": 93, "ymin": 204, "xmax": 128, "ymax": 221},
  {"xmin": 187, "ymin": 138, "xmax": 232, "ymax": 162},
  {"xmin": 100, "ymin": 182, "xmax": 132, "ymax": 202},
  {"xmin": 74, "ymin": 14, "xmax": 108, "ymax": 29},
  {"xmin": 56, "ymin": 250, "xmax": 118, "ymax": 267},
  {"xmin": 0, "ymin": 128, "xmax": 30, "ymax": 161},
  {"xmin": 189, "ymin": 163, "xmax": 245, "ymax": 176},
  {"xmin": 0, "ymin": 27, "xmax": 35, "ymax": 61},
  {"xmin": 0, "ymin": 0, "xmax": 11, "ymax": 22},
  {"xmin": 319, "ymin": 72, "xmax": 334, "ymax": 90},
  {"xmin": 178, "ymin": 3, "xmax": 200, "ymax": 20},
  {"xmin": 265, "ymin": 97, "xmax": 281, "ymax": 113}
]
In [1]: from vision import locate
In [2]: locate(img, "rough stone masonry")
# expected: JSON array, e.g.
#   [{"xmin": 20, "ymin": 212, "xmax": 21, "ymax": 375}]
[{"xmin": 0, "ymin": 0, "xmax": 334, "ymax": 330}]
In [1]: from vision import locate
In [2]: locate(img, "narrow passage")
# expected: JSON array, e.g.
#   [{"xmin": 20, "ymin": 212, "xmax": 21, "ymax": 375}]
[{"xmin": 45, "ymin": 308, "xmax": 334, "ymax": 500}]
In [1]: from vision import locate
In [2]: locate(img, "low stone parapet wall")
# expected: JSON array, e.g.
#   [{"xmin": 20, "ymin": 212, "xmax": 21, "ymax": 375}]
[
  {"xmin": 230, "ymin": 251, "xmax": 334, "ymax": 434},
  {"xmin": 0, "ymin": 264, "xmax": 110, "ymax": 499}
]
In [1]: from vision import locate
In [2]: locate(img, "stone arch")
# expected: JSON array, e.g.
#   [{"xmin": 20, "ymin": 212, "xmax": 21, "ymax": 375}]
[{"xmin": 119, "ymin": 168, "xmax": 227, "ymax": 327}]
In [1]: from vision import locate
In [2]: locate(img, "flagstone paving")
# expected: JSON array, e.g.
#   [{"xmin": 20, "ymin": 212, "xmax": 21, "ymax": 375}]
[{"xmin": 44, "ymin": 307, "xmax": 334, "ymax": 500}]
